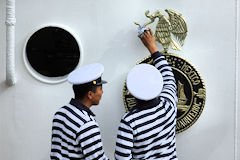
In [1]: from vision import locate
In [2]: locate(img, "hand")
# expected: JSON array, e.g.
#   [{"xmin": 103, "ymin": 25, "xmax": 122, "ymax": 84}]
[{"xmin": 140, "ymin": 28, "xmax": 158, "ymax": 54}]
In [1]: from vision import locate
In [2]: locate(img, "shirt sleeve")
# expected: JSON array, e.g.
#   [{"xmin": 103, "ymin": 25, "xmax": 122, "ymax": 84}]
[
  {"xmin": 151, "ymin": 51, "xmax": 177, "ymax": 107},
  {"xmin": 115, "ymin": 118, "xmax": 133, "ymax": 160},
  {"xmin": 76, "ymin": 120, "xmax": 108, "ymax": 160}
]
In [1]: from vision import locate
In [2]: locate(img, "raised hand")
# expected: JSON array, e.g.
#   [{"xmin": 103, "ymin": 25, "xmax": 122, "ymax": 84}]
[{"xmin": 140, "ymin": 28, "xmax": 158, "ymax": 54}]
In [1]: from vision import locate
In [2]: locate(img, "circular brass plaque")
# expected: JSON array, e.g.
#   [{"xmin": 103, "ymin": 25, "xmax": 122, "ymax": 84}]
[{"xmin": 123, "ymin": 53, "xmax": 206, "ymax": 133}]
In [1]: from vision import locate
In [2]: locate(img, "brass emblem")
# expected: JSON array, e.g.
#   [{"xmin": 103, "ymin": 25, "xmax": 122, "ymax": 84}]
[
  {"xmin": 123, "ymin": 54, "xmax": 206, "ymax": 133},
  {"xmin": 123, "ymin": 10, "xmax": 206, "ymax": 133},
  {"xmin": 135, "ymin": 9, "xmax": 188, "ymax": 52}
]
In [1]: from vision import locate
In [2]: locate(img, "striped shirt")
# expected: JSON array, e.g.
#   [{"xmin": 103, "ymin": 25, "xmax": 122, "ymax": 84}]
[
  {"xmin": 51, "ymin": 98, "xmax": 108, "ymax": 160},
  {"xmin": 115, "ymin": 51, "xmax": 178, "ymax": 160}
]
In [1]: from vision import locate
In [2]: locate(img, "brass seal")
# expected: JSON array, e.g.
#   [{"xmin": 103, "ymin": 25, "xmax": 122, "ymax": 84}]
[{"xmin": 123, "ymin": 53, "xmax": 206, "ymax": 134}]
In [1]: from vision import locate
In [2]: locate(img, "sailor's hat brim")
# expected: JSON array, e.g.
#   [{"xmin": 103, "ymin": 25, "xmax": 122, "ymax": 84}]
[{"xmin": 67, "ymin": 63, "xmax": 106, "ymax": 85}]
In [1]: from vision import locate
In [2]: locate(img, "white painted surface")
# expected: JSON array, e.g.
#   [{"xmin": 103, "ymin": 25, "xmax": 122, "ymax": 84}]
[
  {"xmin": 0, "ymin": 0, "xmax": 238, "ymax": 159},
  {"xmin": 236, "ymin": 0, "xmax": 240, "ymax": 159}
]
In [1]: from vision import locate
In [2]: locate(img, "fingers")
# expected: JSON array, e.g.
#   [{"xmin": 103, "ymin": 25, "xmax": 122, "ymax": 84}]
[
  {"xmin": 144, "ymin": 29, "xmax": 149, "ymax": 33},
  {"xmin": 142, "ymin": 31, "xmax": 149, "ymax": 38},
  {"xmin": 138, "ymin": 28, "xmax": 153, "ymax": 39},
  {"xmin": 144, "ymin": 28, "xmax": 152, "ymax": 36},
  {"xmin": 145, "ymin": 28, "xmax": 153, "ymax": 35},
  {"xmin": 149, "ymin": 28, "xmax": 153, "ymax": 35},
  {"xmin": 141, "ymin": 32, "xmax": 146, "ymax": 39}
]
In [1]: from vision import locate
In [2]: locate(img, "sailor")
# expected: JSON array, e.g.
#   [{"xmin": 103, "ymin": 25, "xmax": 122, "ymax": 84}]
[
  {"xmin": 114, "ymin": 29, "xmax": 178, "ymax": 159},
  {"xmin": 50, "ymin": 63, "xmax": 108, "ymax": 160}
]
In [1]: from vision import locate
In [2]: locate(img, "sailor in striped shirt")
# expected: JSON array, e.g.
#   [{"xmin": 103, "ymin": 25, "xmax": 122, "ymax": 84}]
[
  {"xmin": 51, "ymin": 63, "xmax": 108, "ymax": 160},
  {"xmin": 115, "ymin": 29, "xmax": 178, "ymax": 159}
]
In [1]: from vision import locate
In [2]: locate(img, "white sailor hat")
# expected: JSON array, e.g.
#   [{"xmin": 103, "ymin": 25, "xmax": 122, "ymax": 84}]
[
  {"xmin": 67, "ymin": 63, "xmax": 107, "ymax": 85},
  {"xmin": 127, "ymin": 63, "xmax": 163, "ymax": 101}
]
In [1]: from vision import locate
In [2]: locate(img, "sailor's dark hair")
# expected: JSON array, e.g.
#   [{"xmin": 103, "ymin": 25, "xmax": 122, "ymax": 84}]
[{"xmin": 73, "ymin": 84, "xmax": 98, "ymax": 100}]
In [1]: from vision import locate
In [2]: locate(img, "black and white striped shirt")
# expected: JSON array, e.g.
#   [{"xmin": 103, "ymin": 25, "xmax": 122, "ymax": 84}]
[
  {"xmin": 115, "ymin": 51, "xmax": 178, "ymax": 160},
  {"xmin": 51, "ymin": 99, "xmax": 108, "ymax": 160}
]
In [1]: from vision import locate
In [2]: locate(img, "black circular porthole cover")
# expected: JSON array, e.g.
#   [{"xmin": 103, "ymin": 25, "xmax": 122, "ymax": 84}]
[{"xmin": 26, "ymin": 26, "xmax": 80, "ymax": 77}]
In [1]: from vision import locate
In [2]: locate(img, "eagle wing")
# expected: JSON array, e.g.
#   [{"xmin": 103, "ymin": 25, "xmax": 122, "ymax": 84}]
[
  {"xmin": 166, "ymin": 9, "xmax": 188, "ymax": 46},
  {"xmin": 155, "ymin": 15, "xmax": 181, "ymax": 51},
  {"xmin": 155, "ymin": 16, "xmax": 172, "ymax": 46}
]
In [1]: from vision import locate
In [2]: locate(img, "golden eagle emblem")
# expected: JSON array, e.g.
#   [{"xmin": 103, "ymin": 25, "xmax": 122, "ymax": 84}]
[{"xmin": 135, "ymin": 9, "xmax": 188, "ymax": 52}]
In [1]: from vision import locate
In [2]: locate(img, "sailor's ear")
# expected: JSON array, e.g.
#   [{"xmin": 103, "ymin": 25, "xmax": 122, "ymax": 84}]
[{"xmin": 87, "ymin": 91, "xmax": 94, "ymax": 100}]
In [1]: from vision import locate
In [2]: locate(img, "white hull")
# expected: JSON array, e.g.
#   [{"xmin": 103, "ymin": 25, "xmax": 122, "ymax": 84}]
[{"xmin": 0, "ymin": 0, "xmax": 240, "ymax": 159}]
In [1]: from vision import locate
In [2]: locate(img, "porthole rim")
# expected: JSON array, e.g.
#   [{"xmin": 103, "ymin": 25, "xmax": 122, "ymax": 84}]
[{"xmin": 23, "ymin": 24, "xmax": 83, "ymax": 84}]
